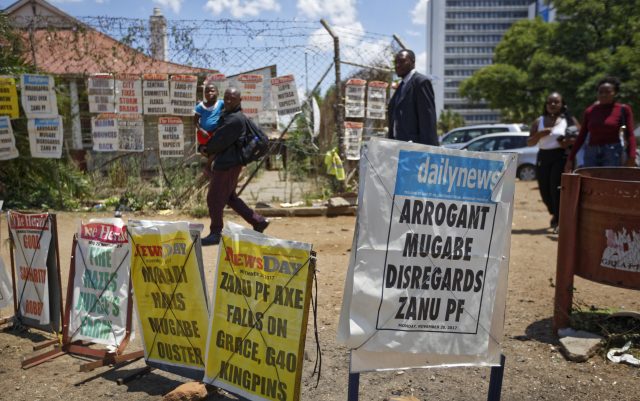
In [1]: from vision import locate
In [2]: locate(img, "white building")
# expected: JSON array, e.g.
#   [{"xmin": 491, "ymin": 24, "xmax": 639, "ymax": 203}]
[{"xmin": 426, "ymin": 0, "xmax": 532, "ymax": 124}]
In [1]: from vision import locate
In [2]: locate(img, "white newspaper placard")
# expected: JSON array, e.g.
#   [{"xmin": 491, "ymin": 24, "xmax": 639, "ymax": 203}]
[
  {"xmin": 87, "ymin": 73, "xmax": 116, "ymax": 113},
  {"xmin": 0, "ymin": 257, "xmax": 13, "ymax": 310},
  {"xmin": 8, "ymin": 212, "xmax": 52, "ymax": 325},
  {"xmin": 158, "ymin": 117, "xmax": 184, "ymax": 158},
  {"xmin": 344, "ymin": 121, "xmax": 363, "ymax": 161},
  {"xmin": 345, "ymin": 79, "xmax": 366, "ymax": 118},
  {"xmin": 28, "ymin": 116, "xmax": 63, "ymax": 158},
  {"xmin": 271, "ymin": 75, "xmax": 301, "ymax": 116},
  {"xmin": 0, "ymin": 116, "xmax": 19, "ymax": 160},
  {"xmin": 143, "ymin": 74, "xmax": 170, "ymax": 115},
  {"xmin": 20, "ymin": 74, "xmax": 58, "ymax": 117},
  {"xmin": 115, "ymin": 74, "xmax": 143, "ymax": 114},
  {"xmin": 366, "ymin": 81, "xmax": 388, "ymax": 120},
  {"xmin": 68, "ymin": 219, "xmax": 131, "ymax": 346},
  {"xmin": 337, "ymin": 139, "xmax": 515, "ymax": 372},
  {"xmin": 234, "ymin": 74, "xmax": 263, "ymax": 120},
  {"xmin": 91, "ymin": 113, "xmax": 119, "ymax": 152},
  {"xmin": 118, "ymin": 113, "xmax": 144, "ymax": 152},
  {"xmin": 170, "ymin": 75, "xmax": 197, "ymax": 116}
]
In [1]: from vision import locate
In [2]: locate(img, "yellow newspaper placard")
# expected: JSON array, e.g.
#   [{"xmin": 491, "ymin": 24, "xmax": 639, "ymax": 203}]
[
  {"xmin": 129, "ymin": 221, "xmax": 209, "ymax": 379},
  {"xmin": 204, "ymin": 223, "xmax": 314, "ymax": 401},
  {"xmin": 0, "ymin": 77, "xmax": 19, "ymax": 119}
]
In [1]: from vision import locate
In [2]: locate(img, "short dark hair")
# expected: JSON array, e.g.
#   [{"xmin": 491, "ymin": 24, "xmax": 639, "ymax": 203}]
[
  {"xmin": 397, "ymin": 49, "xmax": 416, "ymax": 63},
  {"xmin": 597, "ymin": 76, "xmax": 621, "ymax": 93}
]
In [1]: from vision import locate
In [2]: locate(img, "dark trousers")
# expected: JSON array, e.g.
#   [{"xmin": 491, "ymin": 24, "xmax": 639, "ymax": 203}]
[
  {"xmin": 536, "ymin": 148, "xmax": 566, "ymax": 221},
  {"xmin": 207, "ymin": 165, "xmax": 265, "ymax": 234}
]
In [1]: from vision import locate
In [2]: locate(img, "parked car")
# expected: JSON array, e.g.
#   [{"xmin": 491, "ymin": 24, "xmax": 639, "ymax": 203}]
[
  {"xmin": 440, "ymin": 123, "xmax": 527, "ymax": 149},
  {"xmin": 461, "ymin": 132, "xmax": 538, "ymax": 181}
]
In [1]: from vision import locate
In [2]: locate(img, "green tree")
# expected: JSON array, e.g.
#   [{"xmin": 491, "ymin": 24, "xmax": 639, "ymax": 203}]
[{"xmin": 437, "ymin": 109, "xmax": 465, "ymax": 136}]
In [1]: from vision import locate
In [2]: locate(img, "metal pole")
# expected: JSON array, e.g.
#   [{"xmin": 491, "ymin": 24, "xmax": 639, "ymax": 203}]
[
  {"xmin": 392, "ymin": 34, "xmax": 408, "ymax": 50},
  {"xmin": 320, "ymin": 19, "xmax": 345, "ymax": 161},
  {"xmin": 487, "ymin": 354, "xmax": 506, "ymax": 401},
  {"xmin": 347, "ymin": 372, "xmax": 360, "ymax": 401}
]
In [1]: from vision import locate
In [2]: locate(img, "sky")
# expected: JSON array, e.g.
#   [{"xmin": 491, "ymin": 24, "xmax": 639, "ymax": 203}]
[{"xmin": 1, "ymin": 0, "xmax": 430, "ymax": 72}]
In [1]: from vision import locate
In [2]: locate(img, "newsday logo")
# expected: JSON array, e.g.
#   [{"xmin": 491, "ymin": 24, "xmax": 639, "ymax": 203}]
[{"xmin": 394, "ymin": 151, "xmax": 505, "ymax": 203}]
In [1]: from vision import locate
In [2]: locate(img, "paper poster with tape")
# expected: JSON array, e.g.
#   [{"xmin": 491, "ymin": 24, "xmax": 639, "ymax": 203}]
[
  {"xmin": 115, "ymin": 74, "xmax": 143, "ymax": 114},
  {"xmin": 345, "ymin": 79, "xmax": 366, "ymax": 118},
  {"xmin": 0, "ymin": 116, "xmax": 19, "ymax": 160},
  {"xmin": 91, "ymin": 113, "xmax": 119, "ymax": 152},
  {"xmin": 118, "ymin": 113, "xmax": 144, "ymax": 152},
  {"xmin": 0, "ymin": 76, "xmax": 20, "ymax": 119},
  {"xmin": 170, "ymin": 75, "xmax": 198, "ymax": 116},
  {"xmin": 0, "ymin": 257, "xmax": 13, "ymax": 310},
  {"xmin": 87, "ymin": 73, "xmax": 116, "ymax": 113},
  {"xmin": 20, "ymin": 74, "xmax": 58, "ymax": 117},
  {"xmin": 143, "ymin": 74, "xmax": 170, "ymax": 115},
  {"xmin": 158, "ymin": 117, "xmax": 184, "ymax": 158},
  {"xmin": 271, "ymin": 75, "xmax": 301, "ymax": 116},
  {"xmin": 28, "ymin": 116, "xmax": 63, "ymax": 158},
  {"xmin": 366, "ymin": 81, "xmax": 388, "ymax": 120}
]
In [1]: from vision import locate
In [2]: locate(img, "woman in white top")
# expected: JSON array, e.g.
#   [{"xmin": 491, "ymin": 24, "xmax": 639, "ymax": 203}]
[{"xmin": 528, "ymin": 92, "xmax": 580, "ymax": 230}]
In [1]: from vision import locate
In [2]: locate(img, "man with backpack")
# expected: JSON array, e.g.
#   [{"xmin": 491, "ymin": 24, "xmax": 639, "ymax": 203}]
[{"xmin": 201, "ymin": 87, "xmax": 270, "ymax": 246}]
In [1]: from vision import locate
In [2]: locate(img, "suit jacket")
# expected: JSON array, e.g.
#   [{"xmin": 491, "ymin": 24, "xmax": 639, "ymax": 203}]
[{"xmin": 388, "ymin": 71, "xmax": 438, "ymax": 146}]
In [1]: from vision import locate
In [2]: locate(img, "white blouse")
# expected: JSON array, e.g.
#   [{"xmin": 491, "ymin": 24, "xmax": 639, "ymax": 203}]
[{"xmin": 537, "ymin": 116, "xmax": 567, "ymax": 150}]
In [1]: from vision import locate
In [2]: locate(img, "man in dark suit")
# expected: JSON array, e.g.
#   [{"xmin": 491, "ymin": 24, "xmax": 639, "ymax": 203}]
[{"xmin": 388, "ymin": 49, "xmax": 438, "ymax": 146}]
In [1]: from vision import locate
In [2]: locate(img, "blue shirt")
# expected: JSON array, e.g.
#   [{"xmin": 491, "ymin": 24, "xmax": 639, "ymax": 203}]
[{"xmin": 194, "ymin": 100, "xmax": 224, "ymax": 132}]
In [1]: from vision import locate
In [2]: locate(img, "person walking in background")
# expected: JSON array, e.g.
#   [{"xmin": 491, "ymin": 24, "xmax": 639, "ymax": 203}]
[
  {"xmin": 528, "ymin": 92, "xmax": 580, "ymax": 231},
  {"xmin": 201, "ymin": 87, "xmax": 269, "ymax": 246},
  {"xmin": 388, "ymin": 49, "xmax": 438, "ymax": 146},
  {"xmin": 565, "ymin": 76, "xmax": 636, "ymax": 171}
]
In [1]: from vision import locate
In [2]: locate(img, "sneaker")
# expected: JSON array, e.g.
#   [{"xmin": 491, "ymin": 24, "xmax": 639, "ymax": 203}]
[
  {"xmin": 201, "ymin": 233, "xmax": 221, "ymax": 246},
  {"xmin": 253, "ymin": 219, "xmax": 270, "ymax": 233}
]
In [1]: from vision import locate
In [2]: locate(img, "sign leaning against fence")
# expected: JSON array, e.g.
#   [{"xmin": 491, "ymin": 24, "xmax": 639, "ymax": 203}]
[{"xmin": 337, "ymin": 138, "xmax": 516, "ymax": 372}]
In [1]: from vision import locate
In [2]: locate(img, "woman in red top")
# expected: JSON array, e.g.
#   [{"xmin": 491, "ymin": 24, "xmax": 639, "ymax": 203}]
[{"xmin": 565, "ymin": 76, "xmax": 636, "ymax": 171}]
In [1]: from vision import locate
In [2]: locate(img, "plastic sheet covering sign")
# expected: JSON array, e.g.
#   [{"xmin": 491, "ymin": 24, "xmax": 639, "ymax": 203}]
[
  {"xmin": 28, "ymin": 116, "xmax": 63, "ymax": 159},
  {"xmin": 0, "ymin": 76, "xmax": 19, "ymax": 119},
  {"xmin": 129, "ymin": 220, "xmax": 209, "ymax": 379},
  {"xmin": 337, "ymin": 138, "xmax": 516, "ymax": 372},
  {"xmin": 0, "ymin": 257, "xmax": 13, "ymax": 309},
  {"xmin": 68, "ymin": 218, "xmax": 131, "ymax": 346},
  {"xmin": 158, "ymin": 117, "xmax": 184, "ymax": 158},
  {"xmin": 143, "ymin": 74, "xmax": 170, "ymax": 115},
  {"xmin": 271, "ymin": 75, "xmax": 301, "ymax": 116},
  {"xmin": 170, "ymin": 75, "xmax": 198, "ymax": 116},
  {"xmin": 20, "ymin": 74, "xmax": 58, "ymax": 117},
  {"xmin": 118, "ymin": 113, "xmax": 144, "ymax": 152},
  {"xmin": 345, "ymin": 79, "xmax": 366, "ymax": 118},
  {"xmin": 366, "ymin": 81, "xmax": 388, "ymax": 120},
  {"xmin": 0, "ymin": 116, "xmax": 19, "ymax": 160},
  {"xmin": 91, "ymin": 113, "xmax": 119, "ymax": 152},
  {"xmin": 8, "ymin": 211, "xmax": 53, "ymax": 325},
  {"xmin": 87, "ymin": 73, "xmax": 116, "ymax": 113},
  {"xmin": 204, "ymin": 222, "xmax": 314, "ymax": 401},
  {"xmin": 115, "ymin": 74, "xmax": 143, "ymax": 114},
  {"xmin": 344, "ymin": 122, "xmax": 363, "ymax": 161}
]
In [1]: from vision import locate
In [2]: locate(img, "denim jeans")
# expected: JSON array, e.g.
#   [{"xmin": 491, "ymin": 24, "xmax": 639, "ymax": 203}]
[{"xmin": 583, "ymin": 142, "xmax": 623, "ymax": 167}]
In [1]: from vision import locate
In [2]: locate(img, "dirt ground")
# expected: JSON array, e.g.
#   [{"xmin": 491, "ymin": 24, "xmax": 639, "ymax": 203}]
[{"xmin": 1, "ymin": 180, "xmax": 639, "ymax": 401}]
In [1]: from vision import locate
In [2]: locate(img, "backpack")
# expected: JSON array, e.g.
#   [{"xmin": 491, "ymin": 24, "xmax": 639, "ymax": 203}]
[{"xmin": 238, "ymin": 117, "xmax": 270, "ymax": 165}]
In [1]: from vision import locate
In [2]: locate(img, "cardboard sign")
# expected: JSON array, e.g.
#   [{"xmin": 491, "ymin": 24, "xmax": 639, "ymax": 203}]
[
  {"xmin": 143, "ymin": 74, "xmax": 170, "ymax": 115},
  {"xmin": 204, "ymin": 223, "xmax": 314, "ymax": 401},
  {"xmin": 158, "ymin": 117, "xmax": 184, "ymax": 158},
  {"xmin": 0, "ymin": 76, "xmax": 20, "ymax": 119},
  {"xmin": 345, "ymin": 79, "xmax": 366, "ymax": 118},
  {"xmin": 338, "ymin": 139, "xmax": 515, "ymax": 372},
  {"xmin": 28, "ymin": 116, "xmax": 63, "ymax": 158},
  {"xmin": 20, "ymin": 74, "xmax": 58, "ymax": 117},
  {"xmin": 344, "ymin": 121, "xmax": 363, "ymax": 161},
  {"xmin": 170, "ymin": 75, "xmax": 197, "ymax": 116},
  {"xmin": 0, "ymin": 116, "xmax": 19, "ymax": 160},
  {"xmin": 91, "ymin": 113, "xmax": 119, "ymax": 152},
  {"xmin": 271, "ymin": 75, "xmax": 301, "ymax": 116},
  {"xmin": 115, "ymin": 74, "xmax": 143, "ymax": 114},
  {"xmin": 118, "ymin": 113, "xmax": 144, "ymax": 152},
  {"xmin": 366, "ymin": 81, "xmax": 388, "ymax": 120},
  {"xmin": 87, "ymin": 73, "xmax": 116, "ymax": 113}
]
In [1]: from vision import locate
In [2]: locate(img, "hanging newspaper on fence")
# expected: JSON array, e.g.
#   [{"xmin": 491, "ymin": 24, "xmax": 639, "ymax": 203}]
[
  {"xmin": 366, "ymin": 81, "xmax": 388, "ymax": 120},
  {"xmin": 129, "ymin": 220, "xmax": 209, "ymax": 380},
  {"xmin": 143, "ymin": 74, "xmax": 170, "ymax": 115},
  {"xmin": 115, "ymin": 74, "xmax": 143, "ymax": 114},
  {"xmin": 271, "ymin": 75, "xmax": 301, "ymax": 116},
  {"xmin": 0, "ymin": 116, "xmax": 19, "ymax": 160},
  {"xmin": 0, "ymin": 257, "xmax": 13, "ymax": 310},
  {"xmin": 234, "ymin": 74, "xmax": 264, "ymax": 120},
  {"xmin": 345, "ymin": 79, "xmax": 366, "ymax": 118},
  {"xmin": 0, "ymin": 76, "xmax": 20, "ymax": 119},
  {"xmin": 28, "ymin": 116, "xmax": 63, "ymax": 158},
  {"xmin": 204, "ymin": 222, "xmax": 315, "ymax": 401},
  {"xmin": 158, "ymin": 117, "xmax": 184, "ymax": 158},
  {"xmin": 170, "ymin": 75, "xmax": 198, "ymax": 116},
  {"xmin": 344, "ymin": 122, "xmax": 363, "ymax": 160},
  {"xmin": 67, "ymin": 218, "xmax": 131, "ymax": 346},
  {"xmin": 337, "ymin": 138, "xmax": 515, "ymax": 372},
  {"xmin": 87, "ymin": 73, "xmax": 116, "ymax": 113},
  {"xmin": 91, "ymin": 113, "xmax": 119, "ymax": 152},
  {"xmin": 20, "ymin": 74, "xmax": 58, "ymax": 117},
  {"xmin": 118, "ymin": 113, "xmax": 144, "ymax": 152}
]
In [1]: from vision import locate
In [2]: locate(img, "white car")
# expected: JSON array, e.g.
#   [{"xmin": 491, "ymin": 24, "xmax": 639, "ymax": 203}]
[
  {"xmin": 461, "ymin": 132, "xmax": 538, "ymax": 181},
  {"xmin": 440, "ymin": 123, "xmax": 527, "ymax": 149}
]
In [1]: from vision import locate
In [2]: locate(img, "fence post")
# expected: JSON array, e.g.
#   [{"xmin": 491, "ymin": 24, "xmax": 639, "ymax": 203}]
[{"xmin": 320, "ymin": 19, "xmax": 345, "ymax": 161}]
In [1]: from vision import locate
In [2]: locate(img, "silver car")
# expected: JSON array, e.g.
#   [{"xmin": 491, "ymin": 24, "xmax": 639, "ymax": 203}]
[
  {"xmin": 461, "ymin": 132, "xmax": 538, "ymax": 181},
  {"xmin": 440, "ymin": 123, "xmax": 527, "ymax": 149}
]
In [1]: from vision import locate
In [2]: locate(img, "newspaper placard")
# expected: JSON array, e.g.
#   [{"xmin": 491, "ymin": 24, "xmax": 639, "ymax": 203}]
[
  {"xmin": 118, "ymin": 113, "xmax": 144, "ymax": 152},
  {"xmin": 87, "ymin": 73, "xmax": 116, "ymax": 113},
  {"xmin": 158, "ymin": 117, "xmax": 184, "ymax": 158},
  {"xmin": 271, "ymin": 75, "xmax": 301, "ymax": 116},
  {"xmin": 0, "ymin": 76, "xmax": 20, "ymax": 119},
  {"xmin": 20, "ymin": 74, "xmax": 58, "ymax": 117},
  {"xmin": 68, "ymin": 219, "xmax": 131, "ymax": 346},
  {"xmin": 28, "ymin": 116, "xmax": 63, "ymax": 158},
  {"xmin": 345, "ymin": 79, "xmax": 366, "ymax": 118},
  {"xmin": 234, "ymin": 74, "xmax": 264, "ymax": 120},
  {"xmin": 204, "ymin": 223, "xmax": 314, "ymax": 401},
  {"xmin": 115, "ymin": 74, "xmax": 143, "ymax": 114},
  {"xmin": 0, "ymin": 116, "xmax": 19, "ymax": 160},
  {"xmin": 8, "ymin": 211, "xmax": 52, "ymax": 325},
  {"xmin": 129, "ymin": 220, "xmax": 209, "ymax": 379},
  {"xmin": 91, "ymin": 113, "xmax": 119, "ymax": 152},
  {"xmin": 203, "ymin": 74, "xmax": 228, "ymax": 97},
  {"xmin": 344, "ymin": 121, "xmax": 363, "ymax": 161},
  {"xmin": 366, "ymin": 81, "xmax": 388, "ymax": 120},
  {"xmin": 170, "ymin": 75, "xmax": 198, "ymax": 116},
  {"xmin": 0, "ymin": 257, "xmax": 13, "ymax": 310},
  {"xmin": 337, "ymin": 139, "xmax": 515, "ymax": 372},
  {"xmin": 143, "ymin": 74, "xmax": 170, "ymax": 115}
]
